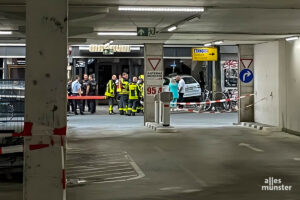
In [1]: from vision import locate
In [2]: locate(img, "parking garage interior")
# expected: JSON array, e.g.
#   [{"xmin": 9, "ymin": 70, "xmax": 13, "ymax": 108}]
[{"xmin": 1, "ymin": 1, "xmax": 300, "ymax": 200}]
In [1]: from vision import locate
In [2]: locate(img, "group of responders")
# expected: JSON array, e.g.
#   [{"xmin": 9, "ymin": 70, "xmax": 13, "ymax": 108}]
[{"xmin": 67, "ymin": 72, "xmax": 145, "ymax": 116}]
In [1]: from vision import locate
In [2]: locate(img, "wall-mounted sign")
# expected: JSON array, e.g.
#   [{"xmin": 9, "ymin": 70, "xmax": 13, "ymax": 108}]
[
  {"xmin": 239, "ymin": 69, "xmax": 253, "ymax": 83},
  {"xmin": 146, "ymin": 71, "xmax": 163, "ymax": 85},
  {"xmin": 137, "ymin": 27, "xmax": 156, "ymax": 37},
  {"xmin": 192, "ymin": 47, "xmax": 218, "ymax": 61},
  {"xmin": 89, "ymin": 45, "xmax": 131, "ymax": 53}
]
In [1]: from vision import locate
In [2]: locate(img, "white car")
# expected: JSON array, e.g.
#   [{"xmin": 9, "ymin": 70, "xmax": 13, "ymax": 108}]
[{"xmin": 163, "ymin": 75, "xmax": 202, "ymax": 100}]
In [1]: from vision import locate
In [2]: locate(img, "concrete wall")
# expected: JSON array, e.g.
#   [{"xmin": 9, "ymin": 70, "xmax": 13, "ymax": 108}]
[
  {"xmin": 254, "ymin": 42, "xmax": 280, "ymax": 126},
  {"xmin": 285, "ymin": 40, "xmax": 300, "ymax": 133},
  {"xmin": 254, "ymin": 40, "xmax": 300, "ymax": 133}
]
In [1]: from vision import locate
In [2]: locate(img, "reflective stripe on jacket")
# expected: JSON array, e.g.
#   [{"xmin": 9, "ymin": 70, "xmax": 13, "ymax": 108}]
[
  {"xmin": 129, "ymin": 83, "xmax": 139, "ymax": 100},
  {"xmin": 119, "ymin": 79, "xmax": 129, "ymax": 95},
  {"xmin": 105, "ymin": 80, "xmax": 116, "ymax": 97}
]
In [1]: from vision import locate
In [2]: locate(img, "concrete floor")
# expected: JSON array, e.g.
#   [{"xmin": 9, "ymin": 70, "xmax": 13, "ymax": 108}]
[{"xmin": 1, "ymin": 110, "xmax": 300, "ymax": 200}]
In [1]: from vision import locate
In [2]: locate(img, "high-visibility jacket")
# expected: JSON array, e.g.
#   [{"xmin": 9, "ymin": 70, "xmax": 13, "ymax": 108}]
[
  {"xmin": 138, "ymin": 82, "xmax": 144, "ymax": 98},
  {"xmin": 105, "ymin": 80, "xmax": 116, "ymax": 97},
  {"xmin": 119, "ymin": 79, "xmax": 129, "ymax": 95},
  {"xmin": 129, "ymin": 83, "xmax": 139, "ymax": 100}
]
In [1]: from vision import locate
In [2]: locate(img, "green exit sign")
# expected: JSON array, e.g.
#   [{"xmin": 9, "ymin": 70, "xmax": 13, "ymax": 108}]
[
  {"xmin": 137, "ymin": 27, "xmax": 156, "ymax": 37},
  {"xmin": 103, "ymin": 49, "xmax": 114, "ymax": 55}
]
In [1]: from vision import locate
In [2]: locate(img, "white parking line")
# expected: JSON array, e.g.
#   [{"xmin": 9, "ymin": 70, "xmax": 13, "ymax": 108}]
[
  {"xmin": 238, "ymin": 143, "xmax": 264, "ymax": 152},
  {"xmin": 68, "ymin": 167, "xmax": 133, "ymax": 176},
  {"xmin": 293, "ymin": 158, "xmax": 300, "ymax": 161},
  {"xmin": 160, "ymin": 186, "xmax": 182, "ymax": 191},
  {"xmin": 182, "ymin": 189, "xmax": 202, "ymax": 193},
  {"xmin": 81, "ymin": 170, "xmax": 136, "ymax": 179},
  {"xmin": 67, "ymin": 164, "xmax": 131, "ymax": 173},
  {"xmin": 154, "ymin": 146, "xmax": 207, "ymax": 187}
]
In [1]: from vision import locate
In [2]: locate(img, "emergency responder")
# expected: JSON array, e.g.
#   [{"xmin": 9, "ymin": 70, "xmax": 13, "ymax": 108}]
[
  {"xmin": 128, "ymin": 77, "xmax": 140, "ymax": 116},
  {"xmin": 81, "ymin": 74, "xmax": 89, "ymax": 112},
  {"xmin": 67, "ymin": 79, "xmax": 73, "ymax": 113},
  {"xmin": 86, "ymin": 75, "xmax": 97, "ymax": 114},
  {"xmin": 118, "ymin": 72, "xmax": 129, "ymax": 115},
  {"xmin": 105, "ymin": 75, "xmax": 117, "ymax": 115},
  {"xmin": 71, "ymin": 75, "xmax": 83, "ymax": 115},
  {"xmin": 137, "ymin": 75, "xmax": 144, "ymax": 113}
]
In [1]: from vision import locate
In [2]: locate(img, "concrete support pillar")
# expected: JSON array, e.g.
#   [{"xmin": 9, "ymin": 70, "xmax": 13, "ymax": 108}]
[
  {"xmin": 238, "ymin": 45, "xmax": 254, "ymax": 122},
  {"xmin": 24, "ymin": 0, "xmax": 68, "ymax": 200},
  {"xmin": 144, "ymin": 44, "xmax": 164, "ymax": 123}
]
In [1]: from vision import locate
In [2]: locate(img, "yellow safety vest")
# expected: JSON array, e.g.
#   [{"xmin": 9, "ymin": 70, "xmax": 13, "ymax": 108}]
[
  {"xmin": 119, "ymin": 79, "xmax": 129, "ymax": 95},
  {"xmin": 138, "ymin": 82, "xmax": 144, "ymax": 98},
  {"xmin": 129, "ymin": 83, "xmax": 139, "ymax": 100},
  {"xmin": 105, "ymin": 80, "xmax": 116, "ymax": 97}
]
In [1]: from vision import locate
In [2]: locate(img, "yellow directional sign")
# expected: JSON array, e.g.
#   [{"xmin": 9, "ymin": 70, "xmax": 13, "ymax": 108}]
[{"xmin": 192, "ymin": 47, "xmax": 218, "ymax": 61}]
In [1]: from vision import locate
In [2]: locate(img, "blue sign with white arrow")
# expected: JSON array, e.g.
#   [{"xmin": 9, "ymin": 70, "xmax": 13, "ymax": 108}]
[{"xmin": 239, "ymin": 69, "xmax": 253, "ymax": 83}]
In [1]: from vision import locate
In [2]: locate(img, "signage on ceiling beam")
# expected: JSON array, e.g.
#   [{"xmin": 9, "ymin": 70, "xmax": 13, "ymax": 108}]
[
  {"xmin": 89, "ymin": 45, "xmax": 131, "ymax": 53},
  {"xmin": 137, "ymin": 27, "xmax": 156, "ymax": 37}
]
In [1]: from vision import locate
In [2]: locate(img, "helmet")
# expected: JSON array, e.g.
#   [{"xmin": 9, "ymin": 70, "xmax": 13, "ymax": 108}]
[{"xmin": 139, "ymin": 75, "xmax": 144, "ymax": 80}]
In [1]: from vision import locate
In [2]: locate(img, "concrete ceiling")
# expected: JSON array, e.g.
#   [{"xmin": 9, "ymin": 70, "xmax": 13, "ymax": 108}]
[{"xmin": 0, "ymin": 0, "xmax": 300, "ymax": 45}]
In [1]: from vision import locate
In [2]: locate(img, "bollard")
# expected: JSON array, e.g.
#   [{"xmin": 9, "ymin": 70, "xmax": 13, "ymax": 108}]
[{"xmin": 159, "ymin": 92, "xmax": 173, "ymax": 126}]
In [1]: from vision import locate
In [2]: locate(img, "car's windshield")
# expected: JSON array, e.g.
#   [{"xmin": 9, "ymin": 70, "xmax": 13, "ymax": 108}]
[
  {"xmin": 163, "ymin": 78, "xmax": 170, "ymax": 85},
  {"xmin": 182, "ymin": 77, "xmax": 197, "ymax": 84}
]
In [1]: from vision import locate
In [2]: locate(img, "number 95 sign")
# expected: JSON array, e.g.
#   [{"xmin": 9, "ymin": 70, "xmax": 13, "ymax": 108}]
[{"xmin": 146, "ymin": 86, "xmax": 162, "ymax": 96}]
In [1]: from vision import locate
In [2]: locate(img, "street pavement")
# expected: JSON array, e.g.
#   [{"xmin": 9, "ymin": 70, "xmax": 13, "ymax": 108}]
[{"xmin": 1, "ymin": 110, "xmax": 300, "ymax": 200}]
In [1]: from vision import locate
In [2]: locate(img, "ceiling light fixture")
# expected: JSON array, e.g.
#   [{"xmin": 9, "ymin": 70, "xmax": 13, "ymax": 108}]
[
  {"xmin": 204, "ymin": 43, "xmax": 212, "ymax": 47},
  {"xmin": 214, "ymin": 41, "xmax": 224, "ymax": 45},
  {"xmin": 0, "ymin": 43, "xmax": 25, "ymax": 46},
  {"xmin": 168, "ymin": 26, "xmax": 177, "ymax": 32},
  {"xmin": 118, "ymin": 6, "xmax": 205, "ymax": 12},
  {"xmin": 98, "ymin": 32, "xmax": 137, "ymax": 36},
  {"xmin": 0, "ymin": 31, "xmax": 12, "ymax": 35},
  {"xmin": 285, "ymin": 36, "xmax": 299, "ymax": 41}
]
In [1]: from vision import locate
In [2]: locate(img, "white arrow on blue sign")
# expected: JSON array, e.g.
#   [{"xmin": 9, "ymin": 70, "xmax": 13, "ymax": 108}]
[{"xmin": 239, "ymin": 69, "xmax": 253, "ymax": 83}]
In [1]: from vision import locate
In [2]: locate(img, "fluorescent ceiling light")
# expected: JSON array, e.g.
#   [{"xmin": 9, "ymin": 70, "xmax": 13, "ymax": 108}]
[
  {"xmin": 98, "ymin": 32, "xmax": 137, "ymax": 36},
  {"xmin": 118, "ymin": 6, "xmax": 204, "ymax": 12},
  {"xmin": 204, "ymin": 43, "xmax": 212, "ymax": 47},
  {"xmin": 130, "ymin": 46, "xmax": 141, "ymax": 51},
  {"xmin": 285, "ymin": 36, "xmax": 299, "ymax": 41},
  {"xmin": 214, "ymin": 41, "xmax": 224, "ymax": 45},
  {"xmin": 0, "ymin": 31, "xmax": 12, "ymax": 35},
  {"xmin": 168, "ymin": 26, "xmax": 177, "ymax": 32},
  {"xmin": 0, "ymin": 43, "xmax": 25, "ymax": 46}
]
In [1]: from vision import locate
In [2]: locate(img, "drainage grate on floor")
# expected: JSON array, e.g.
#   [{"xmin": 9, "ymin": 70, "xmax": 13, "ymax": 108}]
[{"xmin": 66, "ymin": 149, "xmax": 145, "ymax": 185}]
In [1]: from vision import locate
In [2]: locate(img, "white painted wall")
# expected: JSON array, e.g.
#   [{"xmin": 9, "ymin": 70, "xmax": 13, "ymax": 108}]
[
  {"xmin": 285, "ymin": 40, "xmax": 300, "ymax": 132},
  {"xmin": 254, "ymin": 42, "xmax": 280, "ymax": 126},
  {"xmin": 254, "ymin": 40, "xmax": 300, "ymax": 133}
]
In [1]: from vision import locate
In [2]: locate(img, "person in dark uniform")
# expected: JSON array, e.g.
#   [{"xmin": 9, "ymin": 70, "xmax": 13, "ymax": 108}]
[
  {"xmin": 81, "ymin": 74, "xmax": 89, "ymax": 112},
  {"xmin": 67, "ymin": 79, "xmax": 73, "ymax": 113},
  {"xmin": 86, "ymin": 74, "xmax": 97, "ymax": 114}
]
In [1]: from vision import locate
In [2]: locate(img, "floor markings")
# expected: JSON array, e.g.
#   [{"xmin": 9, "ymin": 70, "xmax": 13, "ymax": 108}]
[
  {"xmin": 293, "ymin": 158, "xmax": 300, "ymax": 161},
  {"xmin": 160, "ymin": 186, "xmax": 182, "ymax": 191},
  {"xmin": 66, "ymin": 150, "xmax": 145, "ymax": 184},
  {"xmin": 238, "ymin": 143, "xmax": 264, "ymax": 152},
  {"xmin": 154, "ymin": 146, "xmax": 207, "ymax": 187},
  {"xmin": 182, "ymin": 189, "xmax": 202, "ymax": 193}
]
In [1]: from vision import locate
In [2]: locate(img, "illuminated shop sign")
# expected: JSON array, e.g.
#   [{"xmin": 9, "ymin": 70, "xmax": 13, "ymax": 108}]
[{"xmin": 89, "ymin": 45, "xmax": 131, "ymax": 53}]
